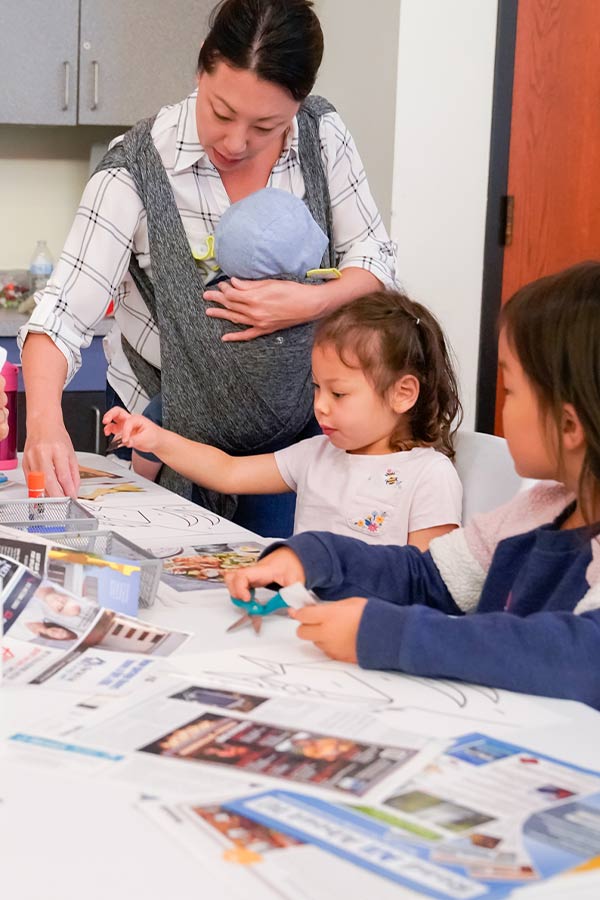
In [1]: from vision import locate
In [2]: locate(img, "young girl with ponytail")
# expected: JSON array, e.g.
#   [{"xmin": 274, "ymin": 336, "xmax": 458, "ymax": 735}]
[{"xmin": 104, "ymin": 291, "xmax": 463, "ymax": 549}]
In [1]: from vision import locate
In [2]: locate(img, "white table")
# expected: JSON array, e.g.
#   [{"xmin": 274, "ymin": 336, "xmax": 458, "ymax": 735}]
[{"xmin": 1, "ymin": 454, "xmax": 600, "ymax": 900}]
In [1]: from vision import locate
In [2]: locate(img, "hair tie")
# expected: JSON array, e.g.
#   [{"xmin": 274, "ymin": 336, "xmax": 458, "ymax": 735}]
[{"xmin": 414, "ymin": 317, "xmax": 420, "ymax": 326}]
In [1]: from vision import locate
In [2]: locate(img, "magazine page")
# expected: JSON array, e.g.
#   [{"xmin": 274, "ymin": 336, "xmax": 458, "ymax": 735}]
[
  {"xmin": 45, "ymin": 547, "xmax": 142, "ymax": 616},
  {"xmin": 2, "ymin": 555, "xmax": 191, "ymax": 687},
  {"xmin": 152, "ymin": 540, "xmax": 267, "ymax": 594},
  {"xmin": 139, "ymin": 792, "xmax": 402, "ymax": 900},
  {"xmin": 0, "ymin": 529, "xmax": 143, "ymax": 616},
  {"xmin": 0, "ymin": 532, "xmax": 48, "ymax": 574},
  {"xmin": 224, "ymin": 733, "xmax": 600, "ymax": 900},
  {"xmin": 4, "ymin": 675, "xmax": 438, "ymax": 805}
]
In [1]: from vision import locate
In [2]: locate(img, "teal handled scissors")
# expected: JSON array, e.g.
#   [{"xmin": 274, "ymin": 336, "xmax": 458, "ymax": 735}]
[{"xmin": 227, "ymin": 583, "xmax": 318, "ymax": 635}]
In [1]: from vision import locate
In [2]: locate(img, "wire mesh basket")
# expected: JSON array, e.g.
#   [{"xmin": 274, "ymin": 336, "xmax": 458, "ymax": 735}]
[
  {"xmin": 0, "ymin": 497, "xmax": 98, "ymax": 534},
  {"xmin": 49, "ymin": 530, "xmax": 162, "ymax": 609}
]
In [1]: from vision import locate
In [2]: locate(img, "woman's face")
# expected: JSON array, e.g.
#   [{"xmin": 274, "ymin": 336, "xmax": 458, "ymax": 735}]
[
  {"xmin": 43, "ymin": 589, "xmax": 81, "ymax": 617},
  {"xmin": 196, "ymin": 61, "xmax": 300, "ymax": 172}
]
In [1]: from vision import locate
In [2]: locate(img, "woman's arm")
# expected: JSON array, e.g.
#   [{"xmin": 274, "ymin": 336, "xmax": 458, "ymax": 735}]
[
  {"xmin": 22, "ymin": 334, "xmax": 80, "ymax": 497},
  {"xmin": 19, "ymin": 165, "xmax": 143, "ymax": 495},
  {"xmin": 103, "ymin": 408, "xmax": 290, "ymax": 495},
  {"xmin": 203, "ymin": 267, "xmax": 381, "ymax": 342}
]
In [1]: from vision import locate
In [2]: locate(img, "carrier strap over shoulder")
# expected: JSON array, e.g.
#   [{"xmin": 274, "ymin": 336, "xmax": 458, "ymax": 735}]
[{"xmin": 95, "ymin": 95, "xmax": 335, "ymax": 515}]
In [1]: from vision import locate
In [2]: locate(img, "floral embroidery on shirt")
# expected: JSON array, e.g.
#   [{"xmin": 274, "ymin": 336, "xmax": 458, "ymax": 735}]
[
  {"xmin": 353, "ymin": 511, "xmax": 387, "ymax": 533},
  {"xmin": 384, "ymin": 468, "xmax": 402, "ymax": 488}
]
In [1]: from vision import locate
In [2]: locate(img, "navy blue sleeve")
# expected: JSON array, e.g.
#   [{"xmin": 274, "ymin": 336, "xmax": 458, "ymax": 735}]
[
  {"xmin": 357, "ymin": 601, "xmax": 600, "ymax": 709},
  {"xmin": 271, "ymin": 531, "xmax": 461, "ymax": 613}
]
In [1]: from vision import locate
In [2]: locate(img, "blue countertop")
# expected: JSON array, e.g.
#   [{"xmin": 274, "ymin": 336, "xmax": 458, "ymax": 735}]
[{"xmin": 0, "ymin": 312, "xmax": 111, "ymax": 392}]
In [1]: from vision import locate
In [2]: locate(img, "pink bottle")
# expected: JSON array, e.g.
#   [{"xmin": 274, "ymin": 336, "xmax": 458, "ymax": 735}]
[{"xmin": 0, "ymin": 360, "xmax": 18, "ymax": 469}]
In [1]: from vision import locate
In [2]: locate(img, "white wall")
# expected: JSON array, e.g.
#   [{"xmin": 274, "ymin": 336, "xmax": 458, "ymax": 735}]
[
  {"xmin": 0, "ymin": 125, "xmax": 120, "ymax": 270},
  {"xmin": 314, "ymin": 0, "xmax": 400, "ymax": 229},
  {"xmin": 391, "ymin": 0, "xmax": 499, "ymax": 428}
]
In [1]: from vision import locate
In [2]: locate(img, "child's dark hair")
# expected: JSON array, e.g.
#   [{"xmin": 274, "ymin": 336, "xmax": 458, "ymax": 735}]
[
  {"xmin": 198, "ymin": 0, "xmax": 324, "ymax": 101},
  {"xmin": 500, "ymin": 261, "xmax": 600, "ymax": 522},
  {"xmin": 314, "ymin": 291, "xmax": 462, "ymax": 458}
]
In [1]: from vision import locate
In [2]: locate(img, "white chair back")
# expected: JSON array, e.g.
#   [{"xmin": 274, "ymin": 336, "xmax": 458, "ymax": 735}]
[{"xmin": 454, "ymin": 430, "xmax": 536, "ymax": 523}]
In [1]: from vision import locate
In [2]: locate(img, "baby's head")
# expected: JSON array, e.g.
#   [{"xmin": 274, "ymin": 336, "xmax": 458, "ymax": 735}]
[
  {"xmin": 499, "ymin": 261, "xmax": 600, "ymax": 516},
  {"xmin": 312, "ymin": 291, "xmax": 461, "ymax": 456},
  {"xmin": 214, "ymin": 187, "xmax": 328, "ymax": 280}
]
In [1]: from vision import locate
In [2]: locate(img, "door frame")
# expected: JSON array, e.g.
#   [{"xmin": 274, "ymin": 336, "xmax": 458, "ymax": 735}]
[{"xmin": 475, "ymin": 0, "xmax": 519, "ymax": 433}]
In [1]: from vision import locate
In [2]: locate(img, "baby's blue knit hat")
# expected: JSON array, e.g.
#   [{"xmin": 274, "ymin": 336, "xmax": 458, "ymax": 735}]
[{"xmin": 215, "ymin": 187, "xmax": 329, "ymax": 280}]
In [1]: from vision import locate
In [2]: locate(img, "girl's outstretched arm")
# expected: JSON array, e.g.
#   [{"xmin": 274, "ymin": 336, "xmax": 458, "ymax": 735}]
[{"xmin": 102, "ymin": 407, "xmax": 290, "ymax": 495}]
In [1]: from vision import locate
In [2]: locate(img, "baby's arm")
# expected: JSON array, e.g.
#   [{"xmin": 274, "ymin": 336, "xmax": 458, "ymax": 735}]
[{"xmin": 103, "ymin": 407, "xmax": 290, "ymax": 495}]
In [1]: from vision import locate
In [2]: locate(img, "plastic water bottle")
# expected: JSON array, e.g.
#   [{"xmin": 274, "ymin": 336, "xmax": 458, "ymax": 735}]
[{"xmin": 29, "ymin": 240, "xmax": 53, "ymax": 292}]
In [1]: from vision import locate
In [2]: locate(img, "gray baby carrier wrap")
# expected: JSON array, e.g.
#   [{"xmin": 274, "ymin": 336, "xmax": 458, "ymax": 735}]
[{"xmin": 95, "ymin": 96, "xmax": 335, "ymax": 517}]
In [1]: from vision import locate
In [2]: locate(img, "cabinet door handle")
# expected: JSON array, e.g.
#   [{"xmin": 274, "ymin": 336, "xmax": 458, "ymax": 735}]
[
  {"xmin": 91, "ymin": 405, "xmax": 101, "ymax": 454},
  {"xmin": 61, "ymin": 61, "xmax": 70, "ymax": 111},
  {"xmin": 90, "ymin": 60, "xmax": 99, "ymax": 111}
]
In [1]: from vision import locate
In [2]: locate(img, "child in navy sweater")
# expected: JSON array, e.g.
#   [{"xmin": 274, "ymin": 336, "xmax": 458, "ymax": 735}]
[{"xmin": 226, "ymin": 261, "xmax": 600, "ymax": 709}]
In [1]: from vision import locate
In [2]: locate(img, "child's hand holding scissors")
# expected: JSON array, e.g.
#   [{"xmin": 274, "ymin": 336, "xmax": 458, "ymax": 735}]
[{"xmin": 224, "ymin": 547, "xmax": 306, "ymax": 602}]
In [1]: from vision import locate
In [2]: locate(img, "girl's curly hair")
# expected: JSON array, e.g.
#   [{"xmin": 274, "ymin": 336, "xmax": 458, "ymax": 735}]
[{"xmin": 314, "ymin": 291, "xmax": 462, "ymax": 458}]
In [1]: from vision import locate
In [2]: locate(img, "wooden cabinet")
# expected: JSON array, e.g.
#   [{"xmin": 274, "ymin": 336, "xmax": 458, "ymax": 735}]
[{"xmin": 0, "ymin": 0, "xmax": 211, "ymax": 126}]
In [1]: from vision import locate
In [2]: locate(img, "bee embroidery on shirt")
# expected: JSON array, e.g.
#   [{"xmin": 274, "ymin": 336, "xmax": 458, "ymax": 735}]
[{"xmin": 384, "ymin": 468, "xmax": 401, "ymax": 488}]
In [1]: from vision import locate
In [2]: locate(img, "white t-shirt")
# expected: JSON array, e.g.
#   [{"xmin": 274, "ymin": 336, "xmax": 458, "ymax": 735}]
[{"xmin": 274, "ymin": 436, "xmax": 463, "ymax": 544}]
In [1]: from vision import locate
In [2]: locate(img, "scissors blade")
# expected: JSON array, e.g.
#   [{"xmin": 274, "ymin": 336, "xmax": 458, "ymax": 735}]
[
  {"xmin": 107, "ymin": 435, "xmax": 123, "ymax": 452},
  {"xmin": 251, "ymin": 616, "xmax": 262, "ymax": 635},
  {"xmin": 226, "ymin": 613, "xmax": 252, "ymax": 633}
]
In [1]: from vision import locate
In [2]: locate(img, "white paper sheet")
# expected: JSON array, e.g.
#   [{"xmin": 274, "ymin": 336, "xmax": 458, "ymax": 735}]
[{"xmin": 171, "ymin": 643, "xmax": 567, "ymax": 739}]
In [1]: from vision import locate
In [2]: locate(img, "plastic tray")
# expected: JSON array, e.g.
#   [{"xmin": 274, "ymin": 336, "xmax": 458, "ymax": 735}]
[{"xmin": 50, "ymin": 529, "xmax": 162, "ymax": 609}]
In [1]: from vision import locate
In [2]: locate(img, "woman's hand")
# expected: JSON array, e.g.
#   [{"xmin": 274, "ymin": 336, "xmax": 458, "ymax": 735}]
[
  {"xmin": 23, "ymin": 419, "xmax": 80, "ymax": 498},
  {"xmin": 0, "ymin": 375, "xmax": 8, "ymax": 442},
  {"xmin": 203, "ymin": 278, "xmax": 324, "ymax": 341},
  {"xmin": 224, "ymin": 546, "xmax": 306, "ymax": 601},
  {"xmin": 103, "ymin": 407, "xmax": 162, "ymax": 455},
  {"xmin": 289, "ymin": 596, "xmax": 368, "ymax": 663}
]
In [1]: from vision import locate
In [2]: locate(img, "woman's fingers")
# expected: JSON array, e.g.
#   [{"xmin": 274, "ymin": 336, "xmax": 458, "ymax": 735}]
[
  {"xmin": 204, "ymin": 306, "xmax": 255, "ymax": 326},
  {"xmin": 221, "ymin": 327, "xmax": 272, "ymax": 342}
]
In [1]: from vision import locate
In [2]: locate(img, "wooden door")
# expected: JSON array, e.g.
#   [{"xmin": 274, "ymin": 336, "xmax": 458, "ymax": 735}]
[{"xmin": 494, "ymin": 0, "xmax": 600, "ymax": 432}]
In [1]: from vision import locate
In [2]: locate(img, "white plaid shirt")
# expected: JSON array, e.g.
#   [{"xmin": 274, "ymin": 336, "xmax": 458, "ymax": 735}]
[{"xmin": 18, "ymin": 91, "xmax": 398, "ymax": 413}]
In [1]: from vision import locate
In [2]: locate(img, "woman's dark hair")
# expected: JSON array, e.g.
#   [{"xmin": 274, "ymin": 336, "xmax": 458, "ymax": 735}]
[
  {"xmin": 500, "ymin": 261, "xmax": 600, "ymax": 522},
  {"xmin": 314, "ymin": 291, "xmax": 463, "ymax": 458},
  {"xmin": 198, "ymin": 0, "xmax": 324, "ymax": 101}
]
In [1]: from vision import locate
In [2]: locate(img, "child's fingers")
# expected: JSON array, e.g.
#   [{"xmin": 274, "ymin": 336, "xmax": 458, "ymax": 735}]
[
  {"xmin": 120, "ymin": 416, "xmax": 147, "ymax": 446},
  {"xmin": 288, "ymin": 606, "xmax": 325, "ymax": 625},
  {"xmin": 102, "ymin": 406, "xmax": 128, "ymax": 426},
  {"xmin": 295, "ymin": 622, "xmax": 324, "ymax": 642},
  {"xmin": 224, "ymin": 565, "xmax": 280, "ymax": 602}
]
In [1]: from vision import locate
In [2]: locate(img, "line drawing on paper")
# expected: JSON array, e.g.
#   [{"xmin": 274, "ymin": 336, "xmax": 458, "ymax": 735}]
[
  {"xmin": 197, "ymin": 654, "xmax": 519, "ymax": 726},
  {"xmin": 80, "ymin": 503, "xmax": 222, "ymax": 532}
]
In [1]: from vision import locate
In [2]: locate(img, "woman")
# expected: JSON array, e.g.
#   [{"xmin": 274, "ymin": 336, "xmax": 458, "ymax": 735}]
[{"xmin": 20, "ymin": 0, "xmax": 396, "ymax": 532}]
